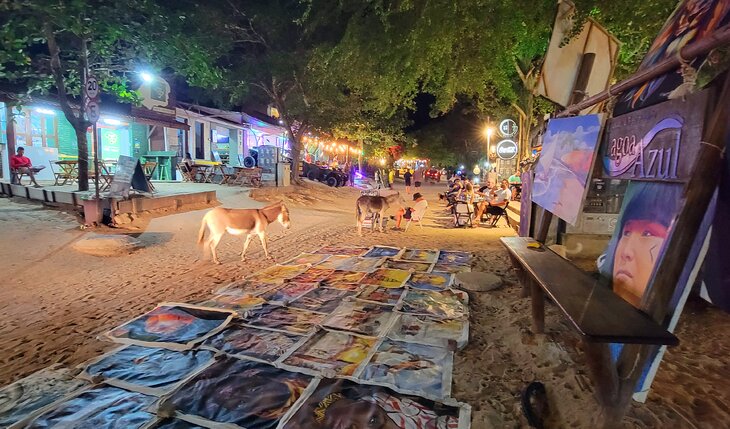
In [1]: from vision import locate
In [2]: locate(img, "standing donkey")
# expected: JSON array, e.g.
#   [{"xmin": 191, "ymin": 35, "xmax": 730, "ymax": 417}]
[
  {"xmin": 355, "ymin": 192, "xmax": 405, "ymax": 236},
  {"xmin": 198, "ymin": 202, "xmax": 291, "ymax": 264}
]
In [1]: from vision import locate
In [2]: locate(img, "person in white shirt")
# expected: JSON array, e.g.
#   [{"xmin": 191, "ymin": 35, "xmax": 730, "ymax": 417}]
[
  {"xmin": 473, "ymin": 180, "xmax": 511, "ymax": 226},
  {"xmin": 393, "ymin": 192, "xmax": 428, "ymax": 230}
]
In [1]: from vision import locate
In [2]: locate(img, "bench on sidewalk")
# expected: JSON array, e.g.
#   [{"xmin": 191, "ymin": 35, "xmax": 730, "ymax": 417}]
[{"xmin": 500, "ymin": 236, "xmax": 678, "ymax": 346}]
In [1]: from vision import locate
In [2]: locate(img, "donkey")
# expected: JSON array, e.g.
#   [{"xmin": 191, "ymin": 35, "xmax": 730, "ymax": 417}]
[
  {"xmin": 355, "ymin": 192, "xmax": 406, "ymax": 236},
  {"xmin": 198, "ymin": 202, "xmax": 291, "ymax": 264}
]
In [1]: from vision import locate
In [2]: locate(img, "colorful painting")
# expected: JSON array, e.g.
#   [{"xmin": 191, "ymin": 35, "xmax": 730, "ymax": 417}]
[
  {"xmin": 283, "ymin": 379, "xmax": 466, "ymax": 429},
  {"xmin": 282, "ymin": 329, "xmax": 376, "ymax": 376},
  {"xmin": 359, "ymin": 268, "xmax": 411, "ymax": 289},
  {"xmin": 259, "ymin": 282, "xmax": 318, "ymax": 304},
  {"xmin": 194, "ymin": 294, "xmax": 266, "ymax": 314},
  {"xmin": 106, "ymin": 304, "xmax": 234, "ymax": 350},
  {"xmin": 355, "ymin": 286, "xmax": 405, "ymax": 306},
  {"xmin": 248, "ymin": 264, "xmax": 311, "ymax": 284},
  {"xmin": 25, "ymin": 386, "xmax": 156, "ymax": 429},
  {"xmin": 216, "ymin": 280, "xmax": 278, "ymax": 297},
  {"xmin": 288, "ymin": 287, "xmax": 357, "ymax": 314},
  {"xmin": 202, "ymin": 323, "xmax": 303, "ymax": 363},
  {"xmin": 282, "ymin": 253, "xmax": 331, "ymax": 266},
  {"xmin": 320, "ymin": 270, "xmax": 366, "ymax": 287},
  {"xmin": 532, "ymin": 115, "xmax": 602, "ymax": 225},
  {"xmin": 382, "ymin": 259, "xmax": 433, "ymax": 272},
  {"xmin": 313, "ymin": 246, "xmax": 368, "ymax": 256},
  {"xmin": 0, "ymin": 366, "xmax": 87, "ymax": 428},
  {"xmin": 245, "ymin": 305, "xmax": 325, "ymax": 334},
  {"xmin": 319, "ymin": 256, "xmax": 383, "ymax": 272},
  {"xmin": 160, "ymin": 357, "xmax": 312, "ymax": 429},
  {"xmin": 614, "ymin": 0, "xmax": 730, "ymax": 115},
  {"xmin": 388, "ymin": 313, "xmax": 469, "ymax": 350},
  {"xmin": 399, "ymin": 248, "xmax": 439, "ymax": 263},
  {"xmin": 400, "ymin": 290, "xmax": 468, "ymax": 320},
  {"xmin": 360, "ymin": 338, "xmax": 454, "ymax": 399},
  {"xmin": 148, "ymin": 419, "xmax": 205, "ymax": 429},
  {"xmin": 289, "ymin": 268, "xmax": 336, "ymax": 283},
  {"xmin": 436, "ymin": 251, "xmax": 471, "ymax": 267},
  {"xmin": 363, "ymin": 246, "xmax": 402, "ymax": 258},
  {"xmin": 324, "ymin": 301, "xmax": 394, "ymax": 337},
  {"xmin": 407, "ymin": 272, "xmax": 454, "ymax": 291},
  {"xmin": 82, "ymin": 346, "xmax": 213, "ymax": 396}
]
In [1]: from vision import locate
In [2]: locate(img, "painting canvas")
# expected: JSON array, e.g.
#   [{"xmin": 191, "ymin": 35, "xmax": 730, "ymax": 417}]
[
  {"xmin": 532, "ymin": 115, "xmax": 602, "ymax": 225},
  {"xmin": 388, "ymin": 313, "xmax": 469, "ymax": 350},
  {"xmin": 289, "ymin": 268, "xmax": 335, "ymax": 283},
  {"xmin": 25, "ymin": 386, "xmax": 156, "ymax": 429},
  {"xmin": 160, "ymin": 357, "xmax": 312, "ymax": 429},
  {"xmin": 320, "ymin": 270, "xmax": 366, "ymax": 287},
  {"xmin": 436, "ymin": 251, "xmax": 471, "ymax": 267},
  {"xmin": 0, "ymin": 366, "xmax": 87, "ymax": 428},
  {"xmin": 282, "ymin": 329, "xmax": 376, "ymax": 377},
  {"xmin": 202, "ymin": 323, "xmax": 303, "ymax": 363},
  {"xmin": 360, "ymin": 338, "xmax": 454, "ymax": 399},
  {"xmin": 106, "ymin": 304, "xmax": 234, "ymax": 350},
  {"xmin": 323, "ymin": 301, "xmax": 394, "ymax": 337},
  {"xmin": 407, "ymin": 272, "xmax": 455, "ymax": 291},
  {"xmin": 382, "ymin": 259, "xmax": 433, "ymax": 272},
  {"xmin": 281, "ymin": 253, "xmax": 331, "ymax": 266},
  {"xmin": 399, "ymin": 249, "xmax": 439, "ymax": 263},
  {"xmin": 359, "ymin": 269, "xmax": 411, "ymax": 289},
  {"xmin": 313, "ymin": 246, "xmax": 368, "ymax": 256},
  {"xmin": 319, "ymin": 256, "xmax": 383, "ymax": 272},
  {"xmin": 259, "ymin": 282, "xmax": 318, "ymax": 304},
  {"xmin": 148, "ymin": 419, "xmax": 205, "ymax": 429},
  {"xmin": 194, "ymin": 294, "xmax": 266, "ymax": 314},
  {"xmin": 248, "ymin": 264, "xmax": 310, "ymax": 284},
  {"xmin": 216, "ymin": 280, "xmax": 278, "ymax": 297},
  {"xmin": 288, "ymin": 287, "xmax": 357, "ymax": 314},
  {"xmin": 245, "ymin": 305, "xmax": 325, "ymax": 334},
  {"xmin": 283, "ymin": 379, "xmax": 468, "ymax": 429},
  {"xmin": 355, "ymin": 286, "xmax": 405, "ymax": 306},
  {"xmin": 400, "ymin": 290, "xmax": 468, "ymax": 320},
  {"xmin": 363, "ymin": 246, "xmax": 402, "ymax": 258},
  {"xmin": 82, "ymin": 346, "xmax": 214, "ymax": 396}
]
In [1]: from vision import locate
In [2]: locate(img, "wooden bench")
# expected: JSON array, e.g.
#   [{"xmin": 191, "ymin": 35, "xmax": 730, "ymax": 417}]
[{"xmin": 500, "ymin": 236, "xmax": 677, "ymax": 346}]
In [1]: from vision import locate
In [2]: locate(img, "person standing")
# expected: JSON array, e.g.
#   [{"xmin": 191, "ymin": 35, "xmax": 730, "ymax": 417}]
[
  {"xmin": 403, "ymin": 169, "xmax": 413, "ymax": 194},
  {"xmin": 388, "ymin": 169, "xmax": 395, "ymax": 189},
  {"xmin": 413, "ymin": 166, "xmax": 425, "ymax": 190}
]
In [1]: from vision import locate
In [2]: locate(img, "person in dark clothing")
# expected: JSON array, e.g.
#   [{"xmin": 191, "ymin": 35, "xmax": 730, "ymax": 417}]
[{"xmin": 404, "ymin": 169, "xmax": 413, "ymax": 194}]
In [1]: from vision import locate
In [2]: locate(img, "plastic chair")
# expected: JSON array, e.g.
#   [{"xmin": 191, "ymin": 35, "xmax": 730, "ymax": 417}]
[{"xmin": 404, "ymin": 206, "xmax": 427, "ymax": 231}]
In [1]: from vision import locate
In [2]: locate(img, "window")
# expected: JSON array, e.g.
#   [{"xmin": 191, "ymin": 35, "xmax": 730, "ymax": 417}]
[
  {"xmin": 194, "ymin": 121, "xmax": 204, "ymax": 159},
  {"xmin": 13, "ymin": 108, "xmax": 58, "ymax": 147}
]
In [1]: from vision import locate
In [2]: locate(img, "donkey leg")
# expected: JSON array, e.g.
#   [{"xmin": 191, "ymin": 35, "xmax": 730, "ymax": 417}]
[
  {"xmin": 241, "ymin": 234, "xmax": 254, "ymax": 261},
  {"xmin": 209, "ymin": 233, "xmax": 224, "ymax": 265},
  {"xmin": 379, "ymin": 209, "xmax": 386, "ymax": 233},
  {"xmin": 258, "ymin": 232, "xmax": 273, "ymax": 260}
]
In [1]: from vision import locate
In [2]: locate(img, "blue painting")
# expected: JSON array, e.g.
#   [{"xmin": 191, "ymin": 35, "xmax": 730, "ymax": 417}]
[{"xmin": 532, "ymin": 115, "xmax": 602, "ymax": 225}]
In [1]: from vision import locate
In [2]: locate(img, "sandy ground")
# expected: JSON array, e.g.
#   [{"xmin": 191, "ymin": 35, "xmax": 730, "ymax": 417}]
[{"xmin": 0, "ymin": 180, "xmax": 728, "ymax": 428}]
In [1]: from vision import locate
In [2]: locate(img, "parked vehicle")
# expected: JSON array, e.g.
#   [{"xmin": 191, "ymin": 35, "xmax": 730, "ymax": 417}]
[
  {"xmin": 301, "ymin": 161, "xmax": 348, "ymax": 187},
  {"xmin": 425, "ymin": 168, "xmax": 442, "ymax": 182}
]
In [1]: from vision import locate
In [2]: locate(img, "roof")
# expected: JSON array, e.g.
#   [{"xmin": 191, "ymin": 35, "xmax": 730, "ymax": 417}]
[{"xmin": 178, "ymin": 102, "xmax": 288, "ymax": 136}]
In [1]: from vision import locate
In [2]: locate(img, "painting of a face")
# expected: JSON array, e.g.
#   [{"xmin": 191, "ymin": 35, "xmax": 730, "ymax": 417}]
[{"xmin": 613, "ymin": 220, "xmax": 669, "ymax": 306}]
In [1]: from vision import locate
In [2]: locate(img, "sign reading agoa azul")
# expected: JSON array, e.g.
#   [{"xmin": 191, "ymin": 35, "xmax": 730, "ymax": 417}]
[
  {"xmin": 601, "ymin": 90, "xmax": 708, "ymax": 181},
  {"xmin": 496, "ymin": 139, "xmax": 518, "ymax": 160}
]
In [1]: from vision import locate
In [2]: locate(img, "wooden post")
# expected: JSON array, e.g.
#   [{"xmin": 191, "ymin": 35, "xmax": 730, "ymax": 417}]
[
  {"xmin": 535, "ymin": 210, "xmax": 553, "ymax": 243},
  {"xmin": 530, "ymin": 278, "xmax": 545, "ymax": 334}
]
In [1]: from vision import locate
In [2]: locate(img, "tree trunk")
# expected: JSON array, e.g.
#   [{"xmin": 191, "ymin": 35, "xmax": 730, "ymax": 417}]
[
  {"xmin": 74, "ymin": 126, "xmax": 89, "ymax": 191},
  {"xmin": 289, "ymin": 132, "xmax": 303, "ymax": 185}
]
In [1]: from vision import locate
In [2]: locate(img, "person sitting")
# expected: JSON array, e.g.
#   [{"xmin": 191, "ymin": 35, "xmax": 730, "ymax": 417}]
[
  {"xmin": 457, "ymin": 179, "xmax": 475, "ymax": 204},
  {"xmin": 392, "ymin": 192, "xmax": 428, "ymax": 230},
  {"xmin": 476, "ymin": 178, "xmax": 496, "ymax": 198},
  {"xmin": 439, "ymin": 178, "xmax": 462, "ymax": 201},
  {"xmin": 508, "ymin": 170, "xmax": 522, "ymax": 200},
  {"xmin": 180, "ymin": 152, "xmax": 198, "ymax": 181},
  {"xmin": 10, "ymin": 147, "xmax": 43, "ymax": 187},
  {"xmin": 473, "ymin": 180, "xmax": 511, "ymax": 226}
]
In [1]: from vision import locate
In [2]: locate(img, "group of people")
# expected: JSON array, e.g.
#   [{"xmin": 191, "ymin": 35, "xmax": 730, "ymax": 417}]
[{"xmin": 441, "ymin": 176, "xmax": 512, "ymax": 227}]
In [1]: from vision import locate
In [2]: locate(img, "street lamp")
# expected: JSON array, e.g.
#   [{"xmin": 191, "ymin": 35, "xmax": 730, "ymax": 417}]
[{"xmin": 140, "ymin": 72, "xmax": 155, "ymax": 83}]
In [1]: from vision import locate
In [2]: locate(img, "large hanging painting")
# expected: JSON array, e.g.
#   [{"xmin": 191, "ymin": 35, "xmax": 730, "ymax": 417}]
[
  {"xmin": 106, "ymin": 304, "xmax": 234, "ymax": 350},
  {"xmin": 288, "ymin": 287, "xmax": 357, "ymax": 314},
  {"xmin": 159, "ymin": 357, "xmax": 312, "ymax": 429},
  {"xmin": 81, "ymin": 346, "xmax": 214, "ymax": 396},
  {"xmin": 282, "ymin": 329, "xmax": 376, "ymax": 377},
  {"xmin": 532, "ymin": 115, "xmax": 603, "ymax": 225},
  {"xmin": 360, "ymin": 338, "xmax": 454, "ymax": 400},
  {"xmin": 202, "ymin": 323, "xmax": 303, "ymax": 363},
  {"xmin": 323, "ymin": 301, "xmax": 395, "ymax": 337},
  {"xmin": 0, "ymin": 366, "xmax": 87, "ymax": 428},
  {"xmin": 400, "ymin": 290, "xmax": 469, "ymax": 320},
  {"xmin": 245, "ymin": 305, "xmax": 325, "ymax": 334},
  {"xmin": 283, "ymin": 379, "xmax": 470, "ymax": 429},
  {"xmin": 613, "ymin": 0, "xmax": 730, "ymax": 116},
  {"xmin": 25, "ymin": 386, "xmax": 156, "ymax": 429},
  {"xmin": 388, "ymin": 313, "xmax": 469, "ymax": 350}
]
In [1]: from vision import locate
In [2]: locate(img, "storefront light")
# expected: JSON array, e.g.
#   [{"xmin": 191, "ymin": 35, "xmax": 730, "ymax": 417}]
[
  {"xmin": 102, "ymin": 118, "xmax": 124, "ymax": 126},
  {"xmin": 35, "ymin": 108, "xmax": 56, "ymax": 115}
]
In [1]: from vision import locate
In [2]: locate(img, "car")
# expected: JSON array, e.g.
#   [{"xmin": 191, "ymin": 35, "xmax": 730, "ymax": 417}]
[
  {"xmin": 425, "ymin": 168, "xmax": 441, "ymax": 182},
  {"xmin": 301, "ymin": 161, "xmax": 348, "ymax": 187}
]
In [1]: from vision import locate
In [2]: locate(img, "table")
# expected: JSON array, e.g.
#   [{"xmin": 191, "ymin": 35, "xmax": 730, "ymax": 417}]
[{"xmin": 51, "ymin": 160, "xmax": 79, "ymax": 186}]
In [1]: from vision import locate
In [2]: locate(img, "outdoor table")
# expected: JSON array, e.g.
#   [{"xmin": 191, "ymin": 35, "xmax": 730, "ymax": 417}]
[
  {"xmin": 193, "ymin": 164, "xmax": 215, "ymax": 183},
  {"xmin": 51, "ymin": 160, "xmax": 79, "ymax": 186}
]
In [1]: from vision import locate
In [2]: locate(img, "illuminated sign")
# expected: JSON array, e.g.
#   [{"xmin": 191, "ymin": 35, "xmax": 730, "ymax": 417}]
[
  {"xmin": 499, "ymin": 119, "xmax": 518, "ymax": 137},
  {"xmin": 496, "ymin": 139, "xmax": 518, "ymax": 160}
]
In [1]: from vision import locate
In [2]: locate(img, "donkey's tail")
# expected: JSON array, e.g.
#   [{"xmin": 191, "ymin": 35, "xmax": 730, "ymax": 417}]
[{"xmin": 197, "ymin": 213, "xmax": 208, "ymax": 245}]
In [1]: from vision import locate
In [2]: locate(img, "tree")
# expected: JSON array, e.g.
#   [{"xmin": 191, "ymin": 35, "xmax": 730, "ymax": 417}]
[{"xmin": 0, "ymin": 0, "xmax": 224, "ymax": 191}]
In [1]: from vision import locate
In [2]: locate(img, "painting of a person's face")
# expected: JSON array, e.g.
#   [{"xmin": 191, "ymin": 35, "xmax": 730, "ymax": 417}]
[
  {"xmin": 613, "ymin": 220, "xmax": 669, "ymax": 306},
  {"xmin": 324, "ymin": 398, "xmax": 398, "ymax": 429}
]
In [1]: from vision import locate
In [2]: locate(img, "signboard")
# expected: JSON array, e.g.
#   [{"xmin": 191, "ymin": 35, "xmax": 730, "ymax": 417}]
[
  {"xmin": 85, "ymin": 100, "xmax": 100, "ymax": 123},
  {"xmin": 85, "ymin": 77, "xmax": 99, "ymax": 99},
  {"xmin": 499, "ymin": 119, "xmax": 518, "ymax": 138},
  {"xmin": 601, "ymin": 90, "xmax": 708, "ymax": 181},
  {"xmin": 496, "ymin": 139, "xmax": 518, "ymax": 160},
  {"xmin": 109, "ymin": 155, "xmax": 151, "ymax": 197}
]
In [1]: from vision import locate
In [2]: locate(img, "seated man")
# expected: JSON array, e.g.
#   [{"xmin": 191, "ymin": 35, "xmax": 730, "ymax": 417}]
[
  {"xmin": 508, "ymin": 170, "xmax": 522, "ymax": 200},
  {"xmin": 439, "ymin": 178, "xmax": 462, "ymax": 201},
  {"xmin": 393, "ymin": 192, "xmax": 428, "ymax": 230},
  {"xmin": 473, "ymin": 180, "xmax": 511, "ymax": 226},
  {"xmin": 475, "ymin": 178, "xmax": 496, "ymax": 198},
  {"xmin": 10, "ymin": 147, "xmax": 43, "ymax": 187},
  {"xmin": 457, "ymin": 179, "xmax": 475, "ymax": 204}
]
